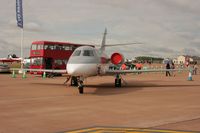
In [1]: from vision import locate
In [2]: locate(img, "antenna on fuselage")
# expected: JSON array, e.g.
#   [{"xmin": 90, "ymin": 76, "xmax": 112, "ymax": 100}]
[{"xmin": 100, "ymin": 28, "xmax": 107, "ymax": 53}]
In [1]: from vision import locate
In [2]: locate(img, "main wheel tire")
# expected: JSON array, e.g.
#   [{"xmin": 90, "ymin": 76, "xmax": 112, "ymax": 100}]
[
  {"xmin": 115, "ymin": 79, "xmax": 121, "ymax": 87},
  {"xmin": 118, "ymin": 79, "xmax": 121, "ymax": 87},
  {"xmin": 78, "ymin": 86, "xmax": 84, "ymax": 94}
]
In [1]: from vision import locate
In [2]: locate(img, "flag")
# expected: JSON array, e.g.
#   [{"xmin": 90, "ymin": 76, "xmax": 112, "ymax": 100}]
[{"xmin": 16, "ymin": 0, "xmax": 23, "ymax": 28}]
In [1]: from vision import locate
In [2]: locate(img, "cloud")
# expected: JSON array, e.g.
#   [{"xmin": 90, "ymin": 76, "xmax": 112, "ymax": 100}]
[
  {"xmin": 180, "ymin": 48, "xmax": 200, "ymax": 56},
  {"xmin": 0, "ymin": 39, "xmax": 20, "ymax": 58},
  {"xmin": 0, "ymin": 0, "xmax": 200, "ymax": 58},
  {"xmin": 25, "ymin": 22, "xmax": 42, "ymax": 32}
]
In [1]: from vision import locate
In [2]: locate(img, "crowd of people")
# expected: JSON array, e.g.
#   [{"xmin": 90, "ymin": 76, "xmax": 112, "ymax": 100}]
[
  {"xmin": 110, "ymin": 60, "xmax": 199, "ymax": 76},
  {"xmin": 165, "ymin": 61, "xmax": 198, "ymax": 77}
]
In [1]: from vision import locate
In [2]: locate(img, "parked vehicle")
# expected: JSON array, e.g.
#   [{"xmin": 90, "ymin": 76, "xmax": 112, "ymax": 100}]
[{"xmin": 0, "ymin": 63, "xmax": 10, "ymax": 73}]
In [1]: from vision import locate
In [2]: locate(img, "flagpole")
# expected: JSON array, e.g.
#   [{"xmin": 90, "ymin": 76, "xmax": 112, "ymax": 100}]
[
  {"xmin": 16, "ymin": 0, "xmax": 24, "ymax": 72},
  {"xmin": 20, "ymin": 28, "xmax": 24, "ymax": 70}
]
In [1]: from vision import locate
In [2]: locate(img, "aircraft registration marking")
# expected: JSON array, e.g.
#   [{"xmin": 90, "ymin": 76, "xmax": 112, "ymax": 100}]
[{"xmin": 64, "ymin": 127, "xmax": 198, "ymax": 133}]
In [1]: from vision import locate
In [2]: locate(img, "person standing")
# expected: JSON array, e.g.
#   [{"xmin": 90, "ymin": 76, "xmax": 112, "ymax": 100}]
[
  {"xmin": 193, "ymin": 62, "xmax": 198, "ymax": 75},
  {"xmin": 171, "ymin": 62, "xmax": 175, "ymax": 76},
  {"xmin": 166, "ymin": 62, "xmax": 171, "ymax": 77},
  {"xmin": 136, "ymin": 62, "xmax": 142, "ymax": 74}
]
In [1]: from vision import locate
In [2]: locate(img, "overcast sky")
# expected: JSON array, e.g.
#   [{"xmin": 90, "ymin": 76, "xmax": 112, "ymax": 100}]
[{"xmin": 1, "ymin": 0, "xmax": 200, "ymax": 59}]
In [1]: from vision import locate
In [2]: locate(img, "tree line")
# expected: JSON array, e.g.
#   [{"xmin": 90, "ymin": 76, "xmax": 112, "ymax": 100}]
[{"xmin": 135, "ymin": 56, "xmax": 164, "ymax": 63}]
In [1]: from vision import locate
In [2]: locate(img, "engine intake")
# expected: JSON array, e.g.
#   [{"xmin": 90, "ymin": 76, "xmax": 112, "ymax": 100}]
[{"xmin": 111, "ymin": 53, "xmax": 124, "ymax": 65}]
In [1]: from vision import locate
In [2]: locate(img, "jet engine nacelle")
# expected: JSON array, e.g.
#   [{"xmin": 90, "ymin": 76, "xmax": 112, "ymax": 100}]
[{"xmin": 111, "ymin": 52, "xmax": 124, "ymax": 65}]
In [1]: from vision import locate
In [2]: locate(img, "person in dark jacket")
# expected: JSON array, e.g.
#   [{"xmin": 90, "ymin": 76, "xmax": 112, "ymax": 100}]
[
  {"xmin": 166, "ymin": 63, "xmax": 171, "ymax": 76},
  {"xmin": 171, "ymin": 62, "xmax": 175, "ymax": 76}
]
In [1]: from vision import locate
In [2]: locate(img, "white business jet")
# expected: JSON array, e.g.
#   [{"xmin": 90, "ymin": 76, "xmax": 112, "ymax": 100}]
[{"xmin": 21, "ymin": 29, "xmax": 185, "ymax": 94}]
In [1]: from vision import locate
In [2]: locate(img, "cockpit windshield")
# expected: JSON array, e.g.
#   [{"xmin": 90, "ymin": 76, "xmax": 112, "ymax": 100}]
[
  {"xmin": 83, "ymin": 50, "xmax": 94, "ymax": 56},
  {"xmin": 72, "ymin": 49, "xmax": 95, "ymax": 57},
  {"xmin": 72, "ymin": 50, "xmax": 81, "ymax": 56}
]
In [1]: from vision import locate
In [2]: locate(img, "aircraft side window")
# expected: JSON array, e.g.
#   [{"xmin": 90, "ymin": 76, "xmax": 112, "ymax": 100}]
[
  {"xmin": 83, "ymin": 50, "xmax": 94, "ymax": 56},
  {"xmin": 72, "ymin": 50, "xmax": 81, "ymax": 56}
]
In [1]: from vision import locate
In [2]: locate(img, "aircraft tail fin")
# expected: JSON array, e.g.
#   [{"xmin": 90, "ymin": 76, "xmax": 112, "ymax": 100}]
[
  {"xmin": 100, "ymin": 28, "xmax": 107, "ymax": 53},
  {"xmin": 99, "ymin": 28, "xmax": 142, "ymax": 53}
]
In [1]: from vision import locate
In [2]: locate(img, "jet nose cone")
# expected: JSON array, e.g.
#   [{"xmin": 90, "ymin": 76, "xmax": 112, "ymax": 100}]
[
  {"xmin": 67, "ymin": 63, "xmax": 98, "ymax": 77},
  {"xmin": 67, "ymin": 64, "xmax": 77, "ymax": 75}
]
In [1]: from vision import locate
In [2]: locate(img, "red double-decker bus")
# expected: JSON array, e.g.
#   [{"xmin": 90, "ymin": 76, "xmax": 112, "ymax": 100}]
[{"xmin": 30, "ymin": 41, "xmax": 93, "ymax": 74}]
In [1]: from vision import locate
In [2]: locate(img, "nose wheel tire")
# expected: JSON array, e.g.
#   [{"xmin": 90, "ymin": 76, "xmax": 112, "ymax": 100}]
[
  {"xmin": 71, "ymin": 76, "xmax": 78, "ymax": 86},
  {"xmin": 78, "ymin": 85, "xmax": 84, "ymax": 94},
  {"xmin": 78, "ymin": 80, "xmax": 84, "ymax": 94},
  {"xmin": 70, "ymin": 76, "xmax": 85, "ymax": 94}
]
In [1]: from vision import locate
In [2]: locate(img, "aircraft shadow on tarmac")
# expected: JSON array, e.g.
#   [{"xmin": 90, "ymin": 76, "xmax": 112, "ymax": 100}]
[
  {"xmin": 32, "ymin": 81, "xmax": 200, "ymax": 96},
  {"xmin": 85, "ymin": 80, "xmax": 200, "ymax": 95},
  {"xmin": 31, "ymin": 82, "xmax": 66, "ymax": 87}
]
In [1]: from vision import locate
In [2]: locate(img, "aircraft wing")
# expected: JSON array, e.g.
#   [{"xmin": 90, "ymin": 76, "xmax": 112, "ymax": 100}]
[
  {"xmin": 11, "ymin": 68, "xmax": 67, "ymax": 73},
  {"xmin": 0, "ymin": 59, "xmax": 21, "ymax": 63},
  {"xmin": 105, "ymin": 68, "xmax": 190, "ymax": 74}
]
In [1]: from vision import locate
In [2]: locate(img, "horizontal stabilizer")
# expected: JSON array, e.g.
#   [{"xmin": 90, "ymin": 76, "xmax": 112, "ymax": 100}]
[{"xmin": 104, "ymin": 42, "xmax": 143, "ymax": 47}]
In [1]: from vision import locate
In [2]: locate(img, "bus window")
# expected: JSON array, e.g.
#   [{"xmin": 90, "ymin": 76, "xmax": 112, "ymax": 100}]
[
  {"xmin": 83, "ymin": 50, "xmax": 94, "ymax": 56},
  {"xmin": 49, "ymin": 45, "xmax": 54, "ymax": 50},
  {"xmin": 61, "ymin": 45, "xmax": 66, "ymax": 50},
  {"xmin": 54, "ymin": 59, "xmax": 63, "ymax": 65},
  {"xmin": 44, "ymin": 45, "xmax": 48, "ymax": 50},
  {"xmin": 55, "ymin": 45, "xmax": 61, "ymax": 50},
  {"xmin": 31, "ymin": 57, "xmax": 43, "ymax": 66},
  {"xmin": 59, "ymin": 45, "xmax": 63, "ymax": 50},
  {"xmin": 63, "ymin": 59, "xmax": 68, "ymax": 65},
  {"xmin": 72, "ymin": 46, "xmax": 76, "ymax": 51},
  {"xmin": 31, "ymin": 44, "xmax": 37, "ymax": 50},
  {"xmin": 72, "ymin": 50, "xmax": 81, "ymax": 56},
  {"xmin": 37, "ymin": 44, "xmax": 43, "ymax": 50},
  {"xmin": 44, "ymin": 45, "xmax": 54, "ymax": 50},
  {"xmin": 64, "ymin": 46, "xmax": 72, "ymax": 50}
]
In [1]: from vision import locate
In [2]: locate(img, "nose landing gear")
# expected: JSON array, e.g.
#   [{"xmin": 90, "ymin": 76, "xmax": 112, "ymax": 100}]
[
  {"xmin": 71, "ymin": 76, "xmax": 78, "ymax": 86},
  {"xmin": 78, "ymin": 80, "xmax": 84, "ymax": 94},
  {"xmin": 77, "ymin": 76, "xmax": 84, "ymax": 94},
  {"xmin": 70, "ymin": 76, "xmax": 84, "ymax": 94}
]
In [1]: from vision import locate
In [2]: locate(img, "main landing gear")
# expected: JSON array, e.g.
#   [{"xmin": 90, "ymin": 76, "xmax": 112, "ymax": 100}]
[
  {"xmin": 70, "ymin": 74, "xmax": 122, "ymax": 94},
  {"xmin": 70, "ymin": 76, "xmax": 84, "ymax": 94},
  {"xmin": 115, "ymin": 74, "xmax": 121, "ymax": 87}
]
